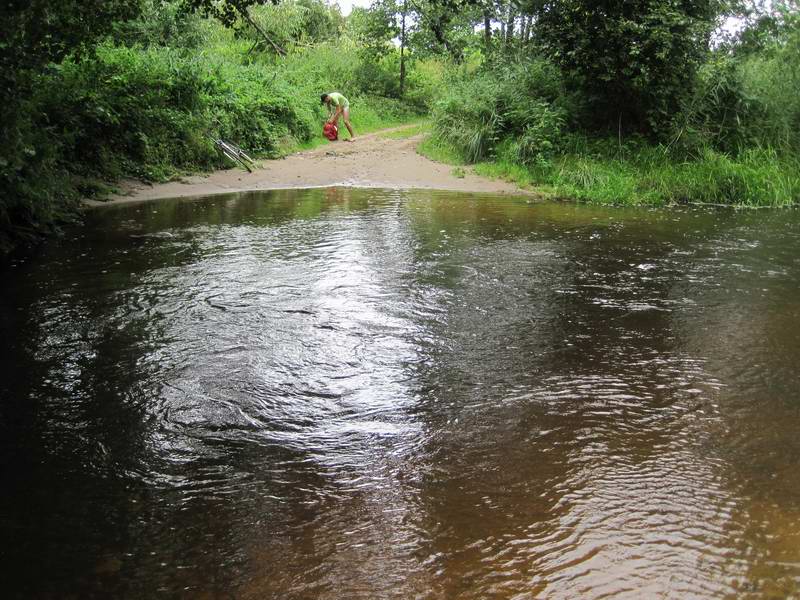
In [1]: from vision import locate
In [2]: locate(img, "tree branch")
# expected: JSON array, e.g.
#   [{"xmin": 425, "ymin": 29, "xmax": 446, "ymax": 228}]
[{"xmin": 239, "ymin": 6, "xmax": 286, "ymax": 56}]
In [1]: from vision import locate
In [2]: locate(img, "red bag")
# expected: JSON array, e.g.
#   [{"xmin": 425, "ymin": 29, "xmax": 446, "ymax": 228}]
[{"xmin": 323, "ymin": 122, "xmax": 338, "ymax": 141}]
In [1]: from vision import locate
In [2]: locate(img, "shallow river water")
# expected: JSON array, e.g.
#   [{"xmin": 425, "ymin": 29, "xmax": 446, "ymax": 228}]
[{"xmin": 2, "ymin": 188, "xmax": 800, "ymax": 598}]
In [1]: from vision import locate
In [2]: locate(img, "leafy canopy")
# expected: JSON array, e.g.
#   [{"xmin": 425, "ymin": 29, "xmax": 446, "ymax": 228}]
[{"xmin": 533, "ymin": 0, "xmax": 720, "ymax": 136}]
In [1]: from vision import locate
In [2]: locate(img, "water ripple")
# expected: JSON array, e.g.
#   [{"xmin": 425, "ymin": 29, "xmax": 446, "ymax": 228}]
[{"xmin": 3, "ymin": 190, "xmax": 800, "ymax": 598}]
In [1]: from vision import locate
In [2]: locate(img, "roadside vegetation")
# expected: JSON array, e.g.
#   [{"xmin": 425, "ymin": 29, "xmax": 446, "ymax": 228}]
[
  {"xmin": 2, "ymin": 0, "xmax": 799, "ymax": 253},
  {"xmin": 419, "ymin": 0, "xmax": 800, "ymax": 207}
]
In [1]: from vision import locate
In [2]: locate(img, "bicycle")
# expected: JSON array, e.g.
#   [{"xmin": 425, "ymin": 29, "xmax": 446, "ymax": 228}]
[{"xmin": 210, "ymin": 136, "xmax": 256, "ymax": 173}]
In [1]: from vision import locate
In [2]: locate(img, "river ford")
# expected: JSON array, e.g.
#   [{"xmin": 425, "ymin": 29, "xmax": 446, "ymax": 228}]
[{"xmin": 2, "ymin": 188, "xmax": 799, "ymax": 598}]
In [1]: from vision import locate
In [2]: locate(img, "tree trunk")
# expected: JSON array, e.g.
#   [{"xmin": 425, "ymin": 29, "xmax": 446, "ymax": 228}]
[
  {"xmin": 483, "ymin": 10, "xmax": 491, "ymax": 52},
  {"xmin": 399, "ymin": 0, "xmax": 407, "ymax": 97},
  {"xmin": 240, "ymin": 7, "xmax": 286, "ymax": 56},
  {"xmin": 430, "ymin": 16, "xmax": 463, "ymax": 63},
  {"xmin": 506, "ymin": 4, "xmax": 516, "ymax": 43}
]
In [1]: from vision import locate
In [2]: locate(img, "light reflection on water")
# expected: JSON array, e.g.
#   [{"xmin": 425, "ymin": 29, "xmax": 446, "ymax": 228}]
[{"xmin": 2, "ymin": 188, "xmax": 800, "ymax": 598}]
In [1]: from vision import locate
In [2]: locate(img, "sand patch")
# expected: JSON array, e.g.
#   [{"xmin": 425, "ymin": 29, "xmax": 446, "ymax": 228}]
[{"xmin": 86, "ymin": 125, "xmax": 533, "ymax": 207}]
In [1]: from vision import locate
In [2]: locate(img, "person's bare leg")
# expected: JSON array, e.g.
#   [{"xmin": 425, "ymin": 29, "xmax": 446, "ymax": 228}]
[
  {"xmin": 343, "ymin": 119, "xmax": 355, "ymax": 141},
  {"xmin": 343, "ymin": 107, "xmax": 355, "ymax": 141}
]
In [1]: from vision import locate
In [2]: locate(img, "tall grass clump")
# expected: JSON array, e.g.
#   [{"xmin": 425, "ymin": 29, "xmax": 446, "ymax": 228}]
[
  {"xmin": 736, "ymin": 30, "xmax": 800, "ymax": 154},
  {"xmin": 429, "ymin": 57, "xmax": 569, "ymax": 164},
  {"xmin": 646, "ymin": 149, "xmax": 800, "ymax": 207},
  {"xmin": 476, "ymin": 139, "xmax": 800, "ymax": 206}
]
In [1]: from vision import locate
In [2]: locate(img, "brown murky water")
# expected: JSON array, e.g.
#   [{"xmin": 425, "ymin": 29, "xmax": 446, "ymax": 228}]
[{"xmin": 2, "ymin": 188, "xmax": 800, "ymax": 598}]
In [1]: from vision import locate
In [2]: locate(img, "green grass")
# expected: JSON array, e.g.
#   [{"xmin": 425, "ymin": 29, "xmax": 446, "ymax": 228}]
[
  {"xmin": 642, "ymin": 149, "xmax": 800, "ymax": 207},
  {"xmin": 472, "ymin": 144, "xmax": 800, "ymax": 207},
  {"xmin": 288, "ymin": 110, "xmax": 423, "ymax": 153},
  {"xmin": 416, "ymin": 135, "xmax": 468, "ymax": 165},
  {"xmin": 378, "ymin": 120, "xmax": 431, "ymax": 139}
]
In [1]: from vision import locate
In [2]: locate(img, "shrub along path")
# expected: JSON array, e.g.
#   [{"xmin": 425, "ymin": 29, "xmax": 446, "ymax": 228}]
[{"xmin": 87, "ymin": 125, "xmax": 530, "ymax": 207}]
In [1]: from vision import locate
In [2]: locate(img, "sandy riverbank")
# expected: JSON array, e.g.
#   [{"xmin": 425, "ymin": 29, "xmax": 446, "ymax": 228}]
[{"xmin": 85, "ymin": 126, "xmax": 532, "ymax": 207}]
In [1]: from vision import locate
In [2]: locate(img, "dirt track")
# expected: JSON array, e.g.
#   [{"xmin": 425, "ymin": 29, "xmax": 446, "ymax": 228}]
[{"xmin": 89, "ymin": 125, "xmax": 530, "ymax": 206}]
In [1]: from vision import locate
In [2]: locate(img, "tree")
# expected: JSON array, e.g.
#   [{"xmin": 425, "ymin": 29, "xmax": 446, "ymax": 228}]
[
  {"xmin": 407, "ymin": 0, "xmax": 481, "ymax": 61},
  {"xmin": 348, "ymin": 1, "xmax": 400, "ymax": 60},
  {"xmin": 245, "ymin": 0, "xmax": 345, "ymax": 55},
  {"xmin": 400, "ymin": 0, "xmax": 409, "ymax": 95},
  {"xmin": 534, "ymin": 0, "xmax": 720, "ymax": 136},
  {"xmin": 0, "ymin": 0, "xmax": 145, "ymax": 251},
  {"xmin": 181, "ymin": 0, "xmax": 287, "ymax": 54},
  {"xmin": 729, "ymin": 0, "xmax": 800, "ymax": 55},
  {"xmin": 0, "ymin": 0, "xmax": 143, "ymax": 96},
  {"xmin": 180, "ymin": 0, "xmax": 275, "ymax": 26}
]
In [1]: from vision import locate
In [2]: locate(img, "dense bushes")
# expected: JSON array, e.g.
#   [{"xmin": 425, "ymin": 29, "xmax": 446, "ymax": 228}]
[
  {"xmin": 535, "ymin": 0, "xmax": 717, "ymax": 137},
  {"xmin": 428, "ymin": 30, "xmax": 800, "ymax": 207},
  {"xmin": 674, "ymin": 35, "xmax": 800, "ymax": 158},
  {"xmin": 1, "ymin": 42, "xmax": 321, "ymax": 252},
  {"xmin": 44, "ymin": 46, "xmax": 215, "ymax": 180},
  {"xmin": 430, "ymin": 58, "xmax": 569, "ymax": 163}
]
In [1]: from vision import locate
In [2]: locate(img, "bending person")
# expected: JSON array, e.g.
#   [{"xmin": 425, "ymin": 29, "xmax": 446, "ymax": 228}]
[{"xmin": 321, "ymin": 92, "xmax": 355, "ymax": 142}]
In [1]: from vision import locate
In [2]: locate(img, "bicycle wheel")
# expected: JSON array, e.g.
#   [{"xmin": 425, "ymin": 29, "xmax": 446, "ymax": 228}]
[
  {"xmin": 216, "ymin": 139, "xmax": 252, "ymax": 173},
  {"xmin": 222, "ymin": 140, "xmax": 256, "ymax": 168},
  {"xmin": 217, "ymin": 142, "xmax": 241, "ymax": 166},
  {"xmin": 237, "ymin": 149, "xmax": 256, "ymax": 166}
]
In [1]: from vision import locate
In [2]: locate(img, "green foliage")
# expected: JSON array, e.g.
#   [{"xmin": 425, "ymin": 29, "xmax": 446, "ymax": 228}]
[
  {"xmin": 417, "ymin": 136, "xmax": 468, "ymax": 165},
  {"xmin": 27, "ymin": 42, "xmax": 319, "ymax": 185},
  {"xmin": 430, "ymin": 56, "xmax": 568, "ymax": 163},
  {"xmin": 292, "ymin": 0, "xmax": 345, "ymax": 42},
  {"xmin": 0, "ymin": 4, "xmax": 428, "ymax": 253},
  {"xmin": 0, "ymin": 0, "xmax": 146, "ymax": 252},
  {"xmin": 669, "ymin": 56, "xmax": 767, "ymax": 154},
  {"xmin": 727, "ymin": 1, "xmax": 800, "ymax": 56},
  {"xmin": 247, "ymin": 0, "xmax": 344, "ymax": 53},
  {"xmin": 0, "ymin": 0, "xmax": 143, "ymax": 76},
  {"xmin": 646, "ymin": 148, "xmax": 800, "ymax": 206},
  {"xmin": 43, "ymin": 46, "xmax": 208, "ymax": 180},
  {"xmin": 0, "ymin": 98, "xmax": 80, "ymax": 254},
  {"xmin": 405, "ymin": 0, "xmax": 481, "ymax": 62},
  {"xmin": 476, "ymin": 139, "xmax": 800, "ymax": 207},
  {"xmin": 402, "ymin": 58, "xmax": 447, "ymax": 108},
  {"xmin": 432, "ymin": 76, "xmax": 503, "ymax": 162},
  {"xmin": 425, "ymin": 1, "xmax": 800, "ymax": 208},
  {"xmin": 736, "ymin": 21, "xmax": 800, "ymax": 153},
  {"xmin": 509, "ymin": 104, "xmax": 565, "ymax": 167},
  {"xmin": 671, "ymin": 14, "xmax": 800, "ymax": 156},
  {"xmin": 113, "ymin": 0, "xmax": 207, "ymax": 48},
  {"xmin": 348, "ymin": 3, "xmax": 399, "ymax": 60},
  {"xmin": 180, "ymin": 0, "xmax": 274, "ymax": 28},
  {"xmin": 535, "ymin": 0, "xmax": 718, "ymax": 137}
]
